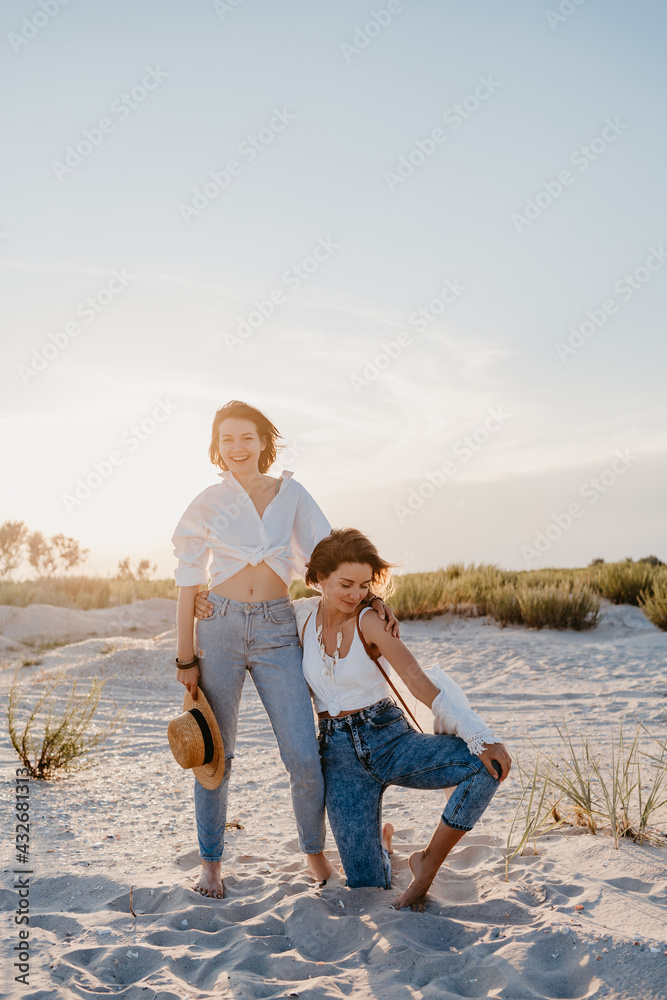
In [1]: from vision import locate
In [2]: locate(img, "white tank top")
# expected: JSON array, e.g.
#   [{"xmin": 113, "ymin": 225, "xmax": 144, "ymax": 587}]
[{"xmin": 301, "ymin": 604, "xmax": 392, "ymax": 717}]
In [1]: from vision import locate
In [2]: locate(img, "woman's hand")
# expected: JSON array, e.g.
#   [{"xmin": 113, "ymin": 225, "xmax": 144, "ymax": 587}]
[
  {"xmin": 478, "ymin": 743, "xmax": 512, "ymax": 781},
  {"xmin": 370, "ymin": 597, "xmax": 400, "ymax": 637},
  {"xmin": 177, "ymin": 664, "xmax": 200, "ymax": 699},
  {"xmin": 194, "ymin": 589, "xmax": 215, "ymax": 620}
]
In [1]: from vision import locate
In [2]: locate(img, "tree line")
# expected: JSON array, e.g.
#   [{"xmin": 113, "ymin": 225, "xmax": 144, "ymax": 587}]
[{"xmin": 0, "ymin": 521, "xmax": 156, "ymax": 580}]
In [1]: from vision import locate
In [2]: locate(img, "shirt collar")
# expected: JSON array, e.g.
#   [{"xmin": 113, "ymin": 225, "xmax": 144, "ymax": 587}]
[{"xmin": 217, "ymin": 469, "xmax": 294, "ymax": 488}]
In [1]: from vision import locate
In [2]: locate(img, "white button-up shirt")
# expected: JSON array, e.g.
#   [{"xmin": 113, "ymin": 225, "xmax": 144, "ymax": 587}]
[{"xmin": 172, "ymin": 470, "xmax": 332, "ymax": 589}]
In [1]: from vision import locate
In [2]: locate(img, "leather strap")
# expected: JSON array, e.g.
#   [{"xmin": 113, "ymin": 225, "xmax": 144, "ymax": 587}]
[{"xmin": 355, "ymin": 612, "xmax": 423, "ymax": 733}]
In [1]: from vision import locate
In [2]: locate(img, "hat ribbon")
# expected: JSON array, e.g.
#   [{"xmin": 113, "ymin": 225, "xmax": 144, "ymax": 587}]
[{"xmin": 189, "ymin": 707, "xmax": 215, "ymax": 765}]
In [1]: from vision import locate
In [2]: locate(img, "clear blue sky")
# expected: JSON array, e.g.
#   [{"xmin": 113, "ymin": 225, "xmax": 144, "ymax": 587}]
[{"xmin": 1, "ymin": 0, "xmax": 665, "ymax": 578}]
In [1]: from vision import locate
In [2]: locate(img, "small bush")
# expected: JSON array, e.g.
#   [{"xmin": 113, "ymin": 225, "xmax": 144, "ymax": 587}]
[
  {"xmin": 638, "ymin": 571, "xmax": 667, "ymax": 631},
  {"xmin": 7, "ymin": 668, "xmax": 120, "ymax": 779},
  {"xmin": 390, "ymin": 571, "xmax": 448, "ymax": 619},
  {"xmin": 537, "ymin": 718, "xmax": 667, "ymax": 847},
  {"xmin": 488, "ymin": 586, "xmax": 524, "ymax": 627},
  {"xmin": 591, "ymin": 561, "xmax": 656, "ymax": 606},
  {"xmin": 517, "ymin": 585, "xmax": 601, "ymax": 630}
]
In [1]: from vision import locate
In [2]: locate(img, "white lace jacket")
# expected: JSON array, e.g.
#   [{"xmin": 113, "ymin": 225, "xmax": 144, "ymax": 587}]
[{"xmin": 427, "ymin": 666, "xmax": 498, "ymax": 757}]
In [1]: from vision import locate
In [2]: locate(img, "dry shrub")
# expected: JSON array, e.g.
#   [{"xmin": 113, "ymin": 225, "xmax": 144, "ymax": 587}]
[{"xmin": 7, "ymin": 667, "xmax": 120, "ymax": 779}]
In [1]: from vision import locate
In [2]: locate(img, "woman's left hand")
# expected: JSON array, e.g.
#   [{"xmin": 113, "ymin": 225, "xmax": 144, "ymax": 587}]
[
  {"xmin": 371, "ymin": 598, "xmax": 400, "ymax": 637},
  {"xmin": 479, "ymin": 743, "xmax": 512, "ymax": 781}
]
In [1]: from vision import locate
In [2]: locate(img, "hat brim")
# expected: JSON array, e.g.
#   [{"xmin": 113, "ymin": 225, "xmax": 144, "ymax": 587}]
[{"xmin": 182, "ymin": 687, "xmax": 225, "ymax": 790}]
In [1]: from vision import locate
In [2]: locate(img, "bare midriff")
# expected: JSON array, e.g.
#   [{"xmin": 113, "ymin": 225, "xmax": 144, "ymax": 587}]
[{"xmin": 210, "ymin": 562, "xmax": 289, "ymax": 602}]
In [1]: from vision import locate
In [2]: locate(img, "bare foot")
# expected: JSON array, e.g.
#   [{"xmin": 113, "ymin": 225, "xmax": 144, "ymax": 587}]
[
  {"xmin": 382, "ymin": 823, "xmax": 394, "ymax": 855},
  {"xmin": 393, "ymin": 850, "xmax": 437, "ymax": 912},
  {"xmin": 193, "ymin": 860, "xmax": 224, "ymax": 899},
  {"xmin": 306, "ymin": 851, "xmax": 334, "ymax": 883}
]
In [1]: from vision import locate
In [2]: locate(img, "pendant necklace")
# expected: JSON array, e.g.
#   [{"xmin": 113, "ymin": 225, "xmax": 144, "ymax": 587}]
[{"xmin": 316, "ymin": 605, "xmax": 352, "ymax": 679}]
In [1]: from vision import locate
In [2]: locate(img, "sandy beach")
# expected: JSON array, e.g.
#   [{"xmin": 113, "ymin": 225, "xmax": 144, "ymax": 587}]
[{"xmin": 1, "ymin": 598, "xmax": 666, "ymax": 1000}]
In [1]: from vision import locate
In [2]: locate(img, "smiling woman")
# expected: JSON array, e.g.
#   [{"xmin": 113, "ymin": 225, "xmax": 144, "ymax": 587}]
[{"xmin": 170, "ymin": 400, "xmax": 335, "ymax": 899}]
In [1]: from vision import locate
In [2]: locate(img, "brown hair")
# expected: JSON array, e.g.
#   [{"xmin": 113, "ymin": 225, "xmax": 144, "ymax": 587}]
[
  {"xmin": 209, "ymin": 401, "xmax": 283, "ymax": 474},
  {"xmin": 305, "ymin": 528, "xmax": 395, "ymax": 599}
]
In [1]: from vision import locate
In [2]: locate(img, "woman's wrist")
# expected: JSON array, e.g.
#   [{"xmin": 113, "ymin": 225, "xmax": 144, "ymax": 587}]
[{"xmin": 175, "ymin": 653, "xmax": 199, "ymax": 668}]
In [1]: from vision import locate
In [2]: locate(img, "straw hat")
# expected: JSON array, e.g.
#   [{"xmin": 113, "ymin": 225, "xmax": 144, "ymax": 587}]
[{"xmin": 167, "ymin": 688, "xmax": 224, "ymax": 789}]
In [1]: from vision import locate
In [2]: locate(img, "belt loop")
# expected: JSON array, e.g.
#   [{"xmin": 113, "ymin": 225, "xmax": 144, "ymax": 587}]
[
  {"xmin": 220, "ymin": 597, "xmax": 230, "ymax": 616},
  {"xmin": 262, "ymin": 600, "xmax": 269, "ymax": 620}
]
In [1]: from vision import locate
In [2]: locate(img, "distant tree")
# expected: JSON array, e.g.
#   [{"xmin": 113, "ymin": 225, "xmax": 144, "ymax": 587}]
[
  {"xmin": 27, "ymin": 531, "xmax": 56, "ymax": 576},
  {"xmin": 589, "ymin": 558, "xmax": 605, "ymax": 566},
  {"xmin": 51, "ymin": 533, "xmax": 89, "ymax": 572},
  {"xmin": 638, "ymin": 555, "xmax": 665, "ymax": 567},
  {"xmin": 27, "ymin": 531, "xmax": 88, "ymax": 577},
  {"xmin": 0, "ymin": 520, "xmax": 29, "ymax": 579},
  {"xmin": 116, "ymin": 557, "xmax": 158, "ymax": 580},
  {"xmin": 116, "ymin": 557, "xmax": 133, "ymax": 580},
  {"xmin": 136, "ymin": 559, "xmax": 157, "ymax": 580}
]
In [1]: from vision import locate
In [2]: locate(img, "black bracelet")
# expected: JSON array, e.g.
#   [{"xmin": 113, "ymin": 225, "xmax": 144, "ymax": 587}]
[{"xmin": 175, "ymin": 655, "xmax": 199, "ymax": 669}]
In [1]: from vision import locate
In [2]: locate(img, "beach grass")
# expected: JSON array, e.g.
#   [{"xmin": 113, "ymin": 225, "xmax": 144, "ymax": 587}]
[
  {"xmin": 0, "ymin": 559, "xmax": 664, "ymax": 630},
  {"xmin": 637, "ymin": 569, "xmax": 667, "ymax": 630},
  {"xmin": 0, "ymin": 576, "xmax": 177, "ymax": 609}
]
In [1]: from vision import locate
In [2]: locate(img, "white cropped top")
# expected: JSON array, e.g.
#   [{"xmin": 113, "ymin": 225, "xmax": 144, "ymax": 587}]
[
  {"xmin": 301, "ymin": 602, "xmax": 392, "ymax": 717},
  {"xmin": 172, "ymin": 470, "xmax": 332, "ymax": 589}
]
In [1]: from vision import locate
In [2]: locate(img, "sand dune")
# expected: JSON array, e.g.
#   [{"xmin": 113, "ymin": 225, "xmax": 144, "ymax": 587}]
[
  {"xmin": 1, "ymin": 600, "xmax": 666, "ymax": 999},
  {"xmin": 0, "ymin": 598, "xmax": 178, "ymax": 651}
]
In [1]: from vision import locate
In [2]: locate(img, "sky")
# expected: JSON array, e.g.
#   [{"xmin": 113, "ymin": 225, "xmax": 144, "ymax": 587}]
[{"xmin": 1, "ymin": 0, "xmax": 666, "ymax": 580}]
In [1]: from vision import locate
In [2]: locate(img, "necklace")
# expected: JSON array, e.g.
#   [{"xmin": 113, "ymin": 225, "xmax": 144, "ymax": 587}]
[{"xmin": 316, "ymin": 605, "xmax": 352, "ymax": 678}]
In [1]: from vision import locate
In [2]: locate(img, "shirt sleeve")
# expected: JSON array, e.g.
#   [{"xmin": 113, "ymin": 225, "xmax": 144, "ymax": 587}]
[
  {"xmin": 290, "ymin": 486, "xmax": 332, "ymax": 581},
  {"xmin": 172, "ymin": 496, "xmax": 210, "ymax": 587}
]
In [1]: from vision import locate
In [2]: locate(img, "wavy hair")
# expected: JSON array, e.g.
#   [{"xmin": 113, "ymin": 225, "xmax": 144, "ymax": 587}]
[{"xmin": 209, "ymin": 400, "xmax": 283, "ymax": 474}]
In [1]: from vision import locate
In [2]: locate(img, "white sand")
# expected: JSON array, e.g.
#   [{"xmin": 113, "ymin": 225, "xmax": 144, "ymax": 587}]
[{"xmin": 1, "ymin": 598, "xmax": 666, "ymax": 999}]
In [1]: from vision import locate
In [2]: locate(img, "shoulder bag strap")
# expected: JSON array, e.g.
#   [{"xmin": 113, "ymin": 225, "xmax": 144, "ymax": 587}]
[
  {"xmin": 299, "ymin": 610, "xmax": 314, "ymax": 647},
  {"xmin": 355, "ymin": 612, "xmax": 423, "ymax": 733}
]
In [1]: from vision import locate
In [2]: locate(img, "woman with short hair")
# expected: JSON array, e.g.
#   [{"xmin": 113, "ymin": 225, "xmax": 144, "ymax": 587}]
[
  {"xmin": 296, "ymin": 527, "xmax": 512, "ymax": 911},
  {"xmin": 173, "ymin": 401, "xmax": 397, "ymax": 899}
]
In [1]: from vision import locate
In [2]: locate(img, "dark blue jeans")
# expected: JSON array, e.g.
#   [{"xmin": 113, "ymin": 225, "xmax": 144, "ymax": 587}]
[{"xmin": 318, "ymin": 699, "xmax": 500, "ymax": 888}]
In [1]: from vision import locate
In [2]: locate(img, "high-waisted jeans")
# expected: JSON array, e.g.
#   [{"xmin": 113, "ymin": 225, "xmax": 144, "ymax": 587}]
[
  {"xmin": 193, "ymin": 593, "xmax": 325, "ymax": 862},
  {"xmin": 318, "ymin": 699, "xmax": 500, "ymax": 889}
]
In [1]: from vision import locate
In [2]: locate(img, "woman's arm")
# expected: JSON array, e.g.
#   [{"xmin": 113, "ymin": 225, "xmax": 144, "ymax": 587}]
[
  {"xmin": 359, "ymin": 611, "xmax": 439, "ymax": 708},
  {"xmin": 176, "ymin": 585, "xmax": 200, "ymax": 698},
  {"xmin": 363, "ymin": 612, "xmax": 512, "ymax": 780}
]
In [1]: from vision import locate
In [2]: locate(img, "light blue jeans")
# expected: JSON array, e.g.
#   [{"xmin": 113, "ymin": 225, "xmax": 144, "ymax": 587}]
[
  {"xmin": 193, "ymin": 593, "xmax": 325, "ymax": 862},
  {"xmin": 318, "ymin": 699, "xmax": 501, "ymax": 888}
]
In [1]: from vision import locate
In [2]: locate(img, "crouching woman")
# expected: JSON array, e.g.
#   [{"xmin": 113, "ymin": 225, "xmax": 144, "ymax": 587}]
[{"xmin": 296, "ymin": 529, "xmax": 512, "ymax": 911}]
